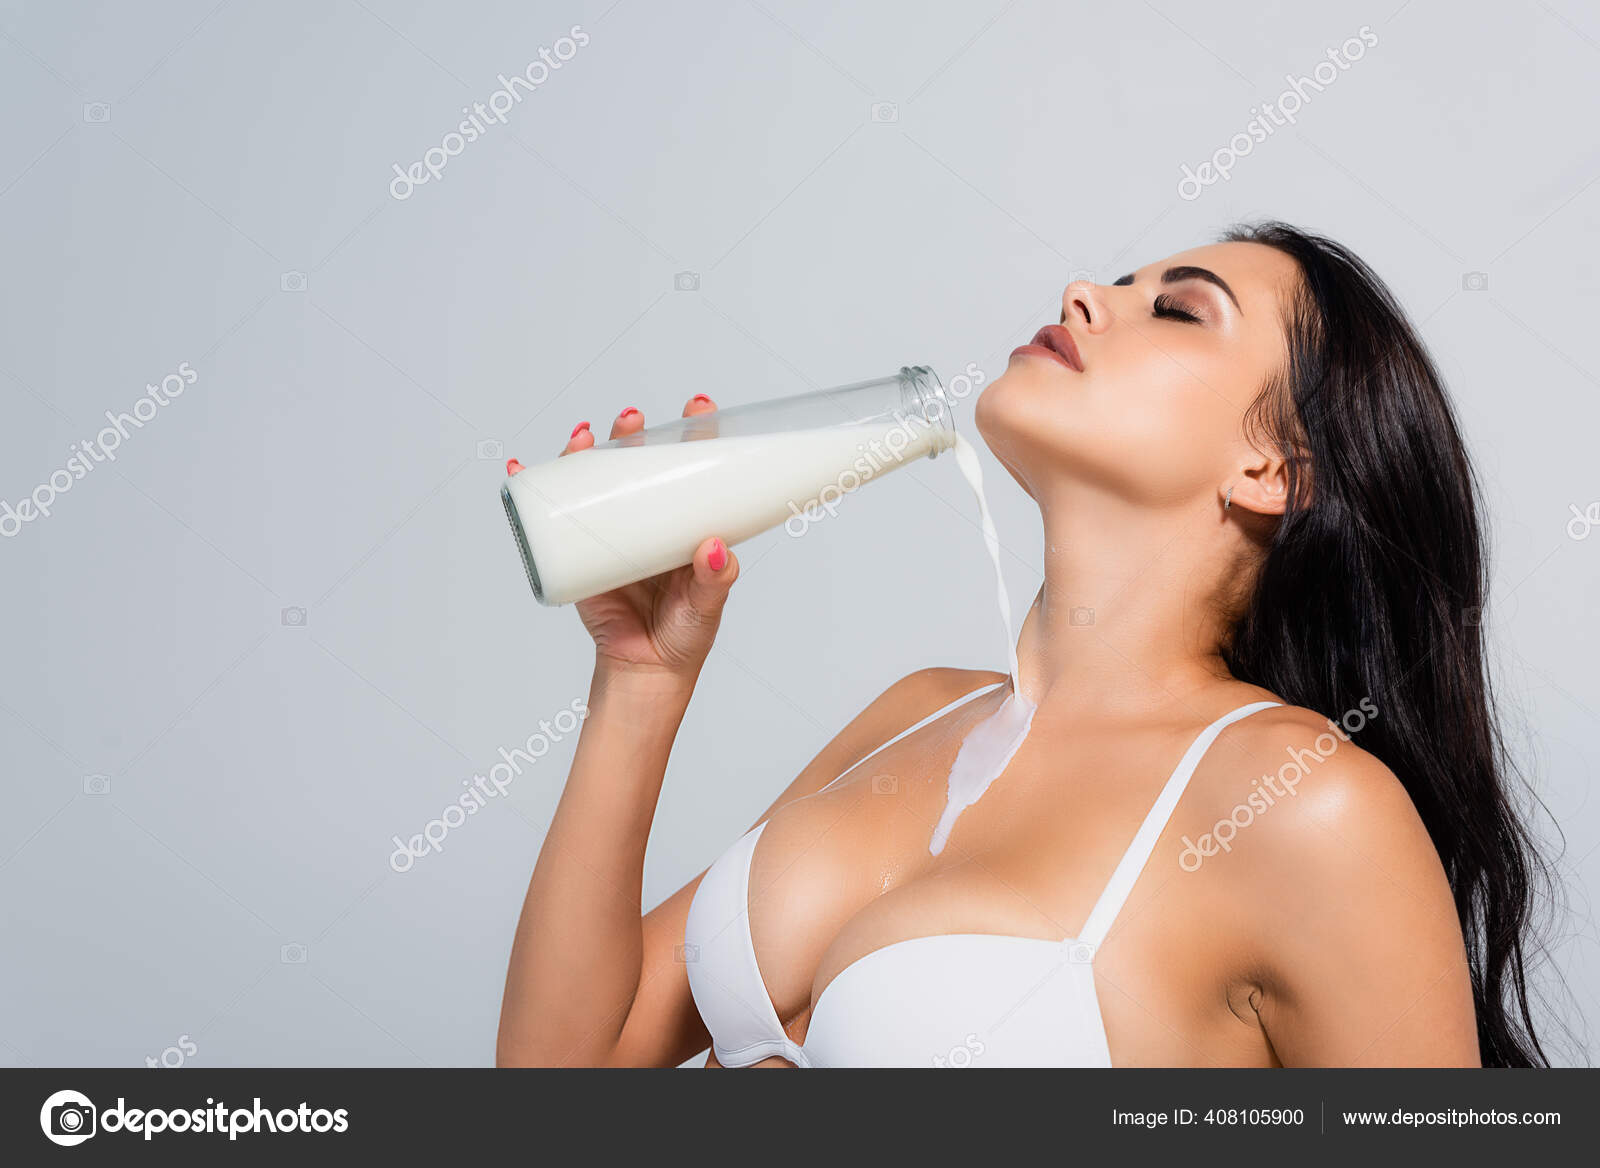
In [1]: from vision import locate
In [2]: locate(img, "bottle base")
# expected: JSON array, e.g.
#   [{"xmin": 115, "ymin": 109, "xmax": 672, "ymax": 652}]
[{"xmin": 500, "ymin": 482, "xmax": 551, "ymax": 605}]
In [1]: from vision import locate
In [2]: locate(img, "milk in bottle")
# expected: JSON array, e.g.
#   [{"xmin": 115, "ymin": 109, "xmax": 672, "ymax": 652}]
[{"xmin": 500, "ymin": 368, "xmax": 955, "ymax": 606}]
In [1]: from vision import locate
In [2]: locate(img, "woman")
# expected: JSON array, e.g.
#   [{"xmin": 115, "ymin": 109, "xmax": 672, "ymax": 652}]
[{"xmin": 496, "ymin": 222, "xmax": 1547, "ymax": 1067}]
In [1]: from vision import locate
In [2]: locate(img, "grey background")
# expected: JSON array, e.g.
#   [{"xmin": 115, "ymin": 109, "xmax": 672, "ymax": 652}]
[{"xmin": 1, "ymin": 0, "xmax": 1595, "ymax": 1067}]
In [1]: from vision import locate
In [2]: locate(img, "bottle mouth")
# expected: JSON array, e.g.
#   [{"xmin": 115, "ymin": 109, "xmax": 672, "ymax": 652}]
[{"xmin": 901, "ymin": 365, "xmax": 957, "ymax": 455}]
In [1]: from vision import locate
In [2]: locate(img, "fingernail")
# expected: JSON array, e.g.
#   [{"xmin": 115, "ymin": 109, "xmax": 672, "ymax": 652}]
[
  {"xmin": 707, "ymin": 539, "xmax": 727, "ymax": 572},
  {"xmin": 618, "ymin": 406, "xmax": 639, "ymax": 419},
  {"xmin": 505, "ymin": 458, "xmax": 524, "ymax": 475},
  {"xmin": 570, "ymin": 421, "xmax": 590, "ymax": 438},
  {"xmin": 691, "ymin": 394, "xmax": 711, "ymax": 405}
]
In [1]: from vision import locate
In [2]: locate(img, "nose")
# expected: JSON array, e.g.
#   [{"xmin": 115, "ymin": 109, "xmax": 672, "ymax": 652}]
[{"xmin": 1061, "ymin": 280, "xmax": 1109, "ymax": 335}]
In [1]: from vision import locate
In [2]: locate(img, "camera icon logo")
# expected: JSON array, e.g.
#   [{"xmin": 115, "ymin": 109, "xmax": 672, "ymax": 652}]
[
  {"xmin": 870, "ymin": 101, "xmax": 898, "ymax": 123},
  {"xmin": 1066, "ymin": 941, "xmax": 1095, "ymax": 964},
  {"xmin": 82, "ymin": 102, "xmax": 111, "ymax": 123},
  {"xmin": 40, "ymin": 1089, "xmax": 97, "ymax": 1146},
  {"xmin": 1461, "ymin": 271, "xmax": 1488, "ymax": 292},
  {"xmin": 871, "ymin": 773, "xmax": 898, "ymax": 795},
  {"xmin": 280, "ymin": 271, "xmax": 308, "ymax": 293},
  {"xmin": 476, "ymin": 438, "xmax": 505, "ymax": 460},
  {"xmin": 673, "ymin": 271, "xmax": 700, "ymax": 292},
  {"xmin": 674, "ymin": 943, "xmax": 699, "ymax": 963},
  {"xmin": 83, "ymin": 773, "xmax": 111, "ymax": 796},
  {"xmin": 281, "ymin": 606, "xmax": 307, "ymax": 627},
  {"xmin": 1069, "ymin": 606, "xmax": 1096, "ymax": 626},
  {"xmin": 281, "ymin": 943, "xmax": 307, "ymax": 964}
]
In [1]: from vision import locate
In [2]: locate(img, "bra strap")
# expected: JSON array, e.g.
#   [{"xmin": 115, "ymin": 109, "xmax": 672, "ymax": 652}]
[
  {"xmin": 816, "ymin": 681, "xmax": 1005, "ymax": 795},
  {"xmin": 1075, "ymin": 701, "xmax": 1281, "ymax": 952}
]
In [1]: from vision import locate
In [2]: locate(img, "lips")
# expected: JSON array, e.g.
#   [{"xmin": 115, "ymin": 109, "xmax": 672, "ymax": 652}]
[{"xmin": 1013, "ymin": 325, "xmax": 1084, "ymax": 373}]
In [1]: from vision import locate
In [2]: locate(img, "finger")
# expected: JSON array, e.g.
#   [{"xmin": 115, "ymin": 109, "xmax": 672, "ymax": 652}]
[
  {"xmin": 682, "ymin": 394, "xmax": 716, "ymax": 418},
  {"xmin": 684, "ymin": 536, "xmax": 739, "ymax": 616},
  {"xmin": 561, "ymin": 420, "xmax": 594, "ymax": 456},
  {"xmin": 609, "ymin": 406, "xmax": 643, "ymax": 441}
]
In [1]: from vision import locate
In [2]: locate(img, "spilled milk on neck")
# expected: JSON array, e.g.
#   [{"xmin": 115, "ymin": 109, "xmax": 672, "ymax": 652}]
[{"xmin": 929, "ymin": 438, "xmax": 1037, "ymax": 855}]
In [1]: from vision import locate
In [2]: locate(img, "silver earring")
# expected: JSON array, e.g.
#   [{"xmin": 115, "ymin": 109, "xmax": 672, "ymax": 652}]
[{"xmin": 1224, "ymin": 485, "xmax": 1234, "ymax": 511}]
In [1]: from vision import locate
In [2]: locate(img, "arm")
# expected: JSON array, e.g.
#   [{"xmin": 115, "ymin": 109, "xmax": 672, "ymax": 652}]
[
  {"xmin": 496, "ymin": 662, "xmax": 697, "ymax": 1067},
  {"xmin": 495, "ymin": 394, "xmax": 734, "ymax": 1068}
]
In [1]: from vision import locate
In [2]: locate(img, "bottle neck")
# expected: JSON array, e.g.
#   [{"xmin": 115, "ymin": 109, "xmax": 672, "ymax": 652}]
[{"xmin": 900, "ymin": 365, "xmax": 958, "ymax": 456}]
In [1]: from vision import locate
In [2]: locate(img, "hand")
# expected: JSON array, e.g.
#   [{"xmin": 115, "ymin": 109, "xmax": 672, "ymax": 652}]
[{"xmin": 559, "ymin": 395, "xmax": 740, "ymax": 681}]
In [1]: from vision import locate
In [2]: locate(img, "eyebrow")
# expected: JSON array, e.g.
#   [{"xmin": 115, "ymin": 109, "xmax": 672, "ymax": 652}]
[{"xmin": 1111, "ymin": 266, "xmax": 1242, "ymax": 313}]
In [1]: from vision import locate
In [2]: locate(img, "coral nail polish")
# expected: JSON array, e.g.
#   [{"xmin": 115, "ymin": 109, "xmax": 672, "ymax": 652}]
[
  {"xmin": 571, "ymin": 421, "xmax": 591, "ymax": 438},
  {"xmin": 618, "ymin": 407, "xmax": 640, "ymax": 419},
  {"xmin": 691, "ymin": 394, "xmax": 711, "ymax": 405},
  {"xmin": 707, "ymin": 539, "xmax": 727, "ymax": 572},
  {"xmin": 505, "ymin": 458, "xmax": 524, "ymax": 475}
]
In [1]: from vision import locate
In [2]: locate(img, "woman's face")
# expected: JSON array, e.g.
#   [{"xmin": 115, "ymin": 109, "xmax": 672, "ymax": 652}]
[{"xmin": 975, "ymin": 241, "xmax": 1300, "ymax": 508}]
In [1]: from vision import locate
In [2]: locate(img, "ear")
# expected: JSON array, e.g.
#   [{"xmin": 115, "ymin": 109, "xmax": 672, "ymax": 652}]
[{"xmin": 1224, "ymin": 451, "xmax": 1298, "ymax": 517}]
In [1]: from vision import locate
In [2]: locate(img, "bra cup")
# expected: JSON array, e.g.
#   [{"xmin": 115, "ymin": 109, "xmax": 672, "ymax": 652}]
[
  {"xmin": 684, "ymin": 824, "xmax": 794, "ymax": 1063},
  {"xmin": 801, "ymin": 935, "xmax": 1111, "ymax": 1068}
]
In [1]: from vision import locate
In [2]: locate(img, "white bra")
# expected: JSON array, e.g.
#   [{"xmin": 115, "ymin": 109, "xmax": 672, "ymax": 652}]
[{"xmin": 683, "ymin": 685, "xmax": 1281, "ymax": 1067}]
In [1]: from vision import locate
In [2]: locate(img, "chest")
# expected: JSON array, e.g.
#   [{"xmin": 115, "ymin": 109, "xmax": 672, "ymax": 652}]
[{"xmin": 742, "ymin": 717, "xmax": 1234, "ymax": 1037}]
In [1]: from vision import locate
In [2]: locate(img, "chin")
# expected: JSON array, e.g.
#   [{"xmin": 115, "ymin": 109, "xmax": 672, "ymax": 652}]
[
  {"xmin": 974, "ymin": 372, "xmax": 1132, "ymax": 503},
  {"xmin": 973, "ymin": 368, "xmax": 1035, "ymax": 443},
  {"xmin": 972, "ymin": 376, "xmax": 1002, "ymax": 441},
  {"xmin": 973, "ymin": 376, "xmax": 1047, "ymax": 497}
]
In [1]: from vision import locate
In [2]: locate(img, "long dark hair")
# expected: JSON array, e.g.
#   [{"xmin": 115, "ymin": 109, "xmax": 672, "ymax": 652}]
[{"xmin": 1220, "ymin": 221, "xmax": 1550, "ymax": 1066}]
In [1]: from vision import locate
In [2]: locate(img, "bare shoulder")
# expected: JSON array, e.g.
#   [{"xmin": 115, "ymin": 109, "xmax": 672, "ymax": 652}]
[
  {"xmin": 754, "ymin": 666, "xmax": 1007, "ymax": 824},
  {"xmin": 1185, "ymin": 698, "xmax": 1477, "ymax": 1064},
  {"xmin": 1205, "ymin": 700, "xmax": 1443, "ymax": 880},
  {"xmin": 890, "ymin": 665, "xmax": 1011, "ymax": 707},
  {"xmin": 844, "ymin": 666, "xmax": 1008, "ymax": 748},
  {"xmin": 833, "ymin": 666, "xmax": 1007, "ymax": 769}
]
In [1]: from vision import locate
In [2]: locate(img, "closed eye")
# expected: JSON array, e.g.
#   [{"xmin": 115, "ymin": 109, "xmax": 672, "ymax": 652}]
[{"xmin": 1152, "ymin": 293, "xmax": 1203, "ymax": 324}]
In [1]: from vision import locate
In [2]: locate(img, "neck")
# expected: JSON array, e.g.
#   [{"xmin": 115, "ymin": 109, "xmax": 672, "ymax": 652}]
[{"xmin": 1012, "ymin": 488, "xmax": 1238, "ymax": 716}]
